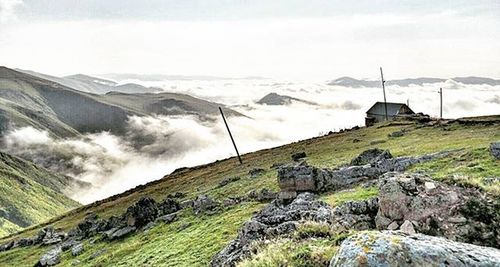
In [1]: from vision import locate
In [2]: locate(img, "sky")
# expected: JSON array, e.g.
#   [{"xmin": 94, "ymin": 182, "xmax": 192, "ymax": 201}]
[{"xmin": 1, "ymin": 0, "xmax": 500, "ymax": 80}]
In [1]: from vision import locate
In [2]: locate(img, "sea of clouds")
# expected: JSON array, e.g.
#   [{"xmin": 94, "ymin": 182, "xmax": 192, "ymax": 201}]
[{"xmin": 2, "ymin": 79, "xmax": 499, "ymax": 203}]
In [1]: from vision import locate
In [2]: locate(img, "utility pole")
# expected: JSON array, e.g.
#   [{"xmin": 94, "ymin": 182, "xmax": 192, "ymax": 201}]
[
  {"xmin": 407, "ymin": 99, "xmax": 409, "ymax": 107},
  {"xmin": 438, "ymin": 88, "xmax": 443, "ymax": 119},
  {"xmin": 380, "ymin": 67, "xmax": 388, "ymax": 121},
  {"xmin": 219, "ymin": 107, "xmax": 243, "ymax": 164}
]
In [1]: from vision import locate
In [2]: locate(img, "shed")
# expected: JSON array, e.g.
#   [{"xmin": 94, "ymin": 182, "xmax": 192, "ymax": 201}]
[{"xmin": 365, "ymin": 102, "xmax": 414, "ymax": 126}]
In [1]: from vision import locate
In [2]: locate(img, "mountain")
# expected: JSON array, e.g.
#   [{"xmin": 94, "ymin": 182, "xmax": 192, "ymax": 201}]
[
  {"xmin": 16, "ymin": 69, "xmax": 162, "ymax": 94},
  {"xmin": 0, "ymin": 150, "xmax": 82, "ymax": 237},
  {"xmin": 256, "ymin": 92, "xmax": 316, "ymax": 106},
  {"xmin": 0, "ymin": 67, "xmax": 242, "ymax": 137},
  {"xmin": 0, "ymin": 115, "xmax": 498, "ymax": 266},
  {"xmin": 327, "ymin": 76, "xmax": 500, "ymax": 87},
  {"xmin": 101, "ymin": 73, "xmax": 268, "ymax": 82}
]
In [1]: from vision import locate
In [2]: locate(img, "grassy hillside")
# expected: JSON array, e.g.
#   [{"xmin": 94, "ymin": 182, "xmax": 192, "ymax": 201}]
[
  {"xmin": 0, "ymin": 151, "xmax": 81, "ymax": 237},
  {"xmin": 0, "ymin": 67, "xmax": 241, "ymax": 137},
  {"xmin": 0, "ymin": 116, "xmax": 498, "ymax": 266}
]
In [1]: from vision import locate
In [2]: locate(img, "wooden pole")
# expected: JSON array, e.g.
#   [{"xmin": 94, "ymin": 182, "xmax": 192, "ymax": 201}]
[
  {"xmin": 439, "ymin": 88, "xmax": 443, "ymax": 119},
  {"xmin": 380, "ymin": 67, "xmax": 388, "ymax": 121},
  {"xmin": 219, "ymin": 107, "xmax": 243, "ymax": 164}
]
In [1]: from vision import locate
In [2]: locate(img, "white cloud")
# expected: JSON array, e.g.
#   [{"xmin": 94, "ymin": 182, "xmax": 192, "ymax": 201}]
[{"xmin": 0, "ymin": 0, "xmax": 22, "ymax": 24}]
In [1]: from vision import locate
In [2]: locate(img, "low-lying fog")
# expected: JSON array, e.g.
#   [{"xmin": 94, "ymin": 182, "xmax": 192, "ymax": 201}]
[{"xmin": 3, "ymin": 79, "xmax": 500, "ymax": 203}]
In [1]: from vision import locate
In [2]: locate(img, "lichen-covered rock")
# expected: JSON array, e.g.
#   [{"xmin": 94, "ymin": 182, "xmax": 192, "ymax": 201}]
[
  {"xmin": 106, "ymin": 226, "xmax": 136, "ymax": 240},
  {"xmin": 490, "ymin": 142, "xmax": 500, "ymax": 160},
  {"xmin": 376, "ymin": 172, "xmax": 499, "ymax": 247},
  {"xmin": 71, "ymin": 243, "xmax": 84, "ymax": 256},
  {"xmin": 210, "ymin": 193, "xmax": 333, "ymax": 267},
  {"xmin": 330, "ymin": 231, "xmax": 500, "ymax": 267}
]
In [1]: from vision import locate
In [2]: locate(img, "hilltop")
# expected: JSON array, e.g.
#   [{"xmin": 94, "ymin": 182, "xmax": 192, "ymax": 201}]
[{"xmin": 0, "ymin": 115, "xmax": 498, "ymax": 266}]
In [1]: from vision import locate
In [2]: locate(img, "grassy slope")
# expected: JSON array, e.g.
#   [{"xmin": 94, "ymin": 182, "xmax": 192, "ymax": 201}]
[
  {"xmin": 0, "ymin": 117, "xmax": 498, "ymax": 266},
  {"xmin": 0, "ymin": 151, "xmax": 81, "ymax": 237}
]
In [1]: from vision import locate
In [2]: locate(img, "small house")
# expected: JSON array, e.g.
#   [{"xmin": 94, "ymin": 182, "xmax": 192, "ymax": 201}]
[{"xmin": 365, "ymin": 102, "xmax": 414, "ymax": 126}]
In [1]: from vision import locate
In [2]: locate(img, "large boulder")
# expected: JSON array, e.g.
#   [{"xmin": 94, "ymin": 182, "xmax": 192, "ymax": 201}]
[
  {"xmin": 330, "ymin": 231, "xmax": 500, "ymax": 267},
  {"xmin": 376, "ymin": 172, "xmax": 499, "ymax": 247},
  {"xmin": 158, "ymin": 198, "xmax": 180, "ymax": 216},
  {"xmin": 124, "ymin": 197, "xmax": 158, "ymax": 227},
  {"xmin": 490, "ymin": 142, "xmax": 500, "ymax": 160}
]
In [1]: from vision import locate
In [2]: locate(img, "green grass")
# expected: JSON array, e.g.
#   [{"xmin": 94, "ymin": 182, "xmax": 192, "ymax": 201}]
[
  {"xmin": 1, "ymin": 118, "xmax": 499, "ymax": 266},
  {"xmin": 0, "ymin": 152, "xmax": 80, "ymax": 237}
]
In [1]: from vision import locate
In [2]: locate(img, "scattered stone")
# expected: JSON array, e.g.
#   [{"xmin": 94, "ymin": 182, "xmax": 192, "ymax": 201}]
[
  {"xmin": 352, "ymin": 138, "xmax": 361, "ymax": 143},
  {"xmin": 166, "ymin": 192, "xmax": 186, "ymax": 199},
  {"xmin": 89, "ymin": 249, "xmax": 106, "ymax": 260},
  {"xmin": 350, "ymin": 148, "xmax": 392, "ymax": 166},
  {"xmin": 388, "ymin": 130, "xmax": 404, "ymax": 137},
  {"xmin": 490, "ymin": 142, "xmax": 500, "ymax": 160},
  {"xmin": 218, "ymin": 176, "xmax": 241, "ymax": 188},
  {"xmin": 291, "ymin": 151, "xmax": 307, "ymax": 162},
  {"xmin": 71, "ymin": 243, "xmax": 84, "ymax": 256},
  {"xmin": 193, "ymin": 195, "xmax": 220, "ymax": 215},
  {"xmin": 36, "ymin": 246, "xmax": 62, "ymax": 266},
  {"xmin": 330, "ymin": 231, "xmax": 500, "ymax": 267},
  {"xmin": 270, "ymin": 162, "xmax": 285, "ymax": 169},
  {"xmin": 400, "ymin": 220, "xmax": 416, "ymax": 234},
  {"xmin": 248, "ymin": 168, "xmax": 265, "ymax": 178},
  {"xmin": 424, "ymin": 181, "xmax": 436, "ymax": 192},
  {"xmin": 484, "ymin": 177, "xmax": 500, "ymax": 186},
  {"xmin": 369, "ymin": 139, "xmax": 386, "ymax": 145},
  {"xmin": 60, "ymin": 239, "xmax": 80, "ymax": 252},
  {"xmin": 124, "ymin": 197, "xmax": 158, "ymax": 227},
  {"xmin": 223, "ymin": 197, "xmax": 243, "ymax": 207},
  {"xmin": 247, "ymin": 188, "xmax": 277, "ymax": 202}
]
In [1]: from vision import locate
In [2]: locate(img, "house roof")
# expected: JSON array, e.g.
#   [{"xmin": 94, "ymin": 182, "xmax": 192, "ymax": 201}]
[{"xmin": 366, "ymin": 102, "xmax": 414, "ymax": 116}]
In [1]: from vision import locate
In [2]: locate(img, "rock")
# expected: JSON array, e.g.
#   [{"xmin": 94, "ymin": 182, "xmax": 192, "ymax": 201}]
[
  {"xmin": 330, "ymin": 231, "xmax": 500, "ymax": 267},
  {"xmin": 105, "ymin": 215, "xmax": 125, "ymax": 230},
  {"xmin": 350, "ymin": 148, "xmax": 392, "ymax": 166},
  {"xmin": 223, "ymin": 197, "xmax": 243, "ymax": 207},
  {"xmin": 278, "ymin": 191, "xmax": 297, "ymax": 202},
  {"xmin": 193, "ymin": 195, "xmax": 219, "ymax": 215},
  {"xmin": 60, "ymin": 239, "xmax": 80, "ymax": 252},
  {"xmin": 352, "ymin": 138, "xmax": 361, "ymax": 143},
  {"xmin": 490, "ymin": 142, "xmax": 500, "ymax": 160},
  {"xmin": 400, "ymin": 220, "xmax": 416, "ymax": 234},
  {"xmin": 157, "ymin": 213, "xmax": 177, "ymax": 224},
  {"xmin": 247, "ymin": 188, "xmax": 277, "ymax": 202},
  {"xmin": 291, "ymin": 151, "xmax": 307, "ymax": 162},
  {"xmin": 388, "ymin": 130, "xmax": 404, "ymax": 137},
  {"xmin": 166, "ymin": 192, "xmax": 186, "ymax": 199},
  {"xmin": 248, "ymin": 168, "xmax": 265, "ymax": 178},
  {"xmin": 74, "ymin": 213, "xmax": 106, "ymax": 238},
  {"xmin": 211, "ymin": 193, "xmax": 333, "ymax": 267},
  {"xmin": 89, "ymin": 249, "xmax": 106, "ymax": 260},
  {"xmin": 71, "ymin": 243, "xmax": 84, "ymax": 256},
  {"xmin": 270, "ymin": 162, "xmax": 285, "ymax": 169},
  {"xmin": 124, "ymin": 197, "xmax": 158, "ymax": 227},
  {"xmin": 41, "ymin": 227, "xmax": 66, "ymax": 245},
  {"xmin": 484, "ymin": 177, "xmax": 500, "ymax": 185},
  {"xmin": 369, "ymin": 139, "xmax": 386, "ymax": 145},
  {"xmin": 387, "ymin": 221, "xmax": 399, "ymax": 230},
  {"xmin": 331, "ymin": 198, "xmax": 379, "ymax": 231},
  {"xmin": 375, "ymin": 172, "xmax": 499, "ymax": 248},
  {"xmin": 180, "ymin": 200, "xmax": 194, "ymax": 209},
  {"xmin": 158, "ymin": 198, "xmax": 180, "ymax": 216},
  {"xmin": 107, "ymin": 226, "xmax": 136, "ymax": 240},
  {"xmin": 36, "ymin": 246, "xmax": 62, "ymax": 266},
  {"xmin": 218, "ymin": 177, "xmax": 241, "ymax": 188}
]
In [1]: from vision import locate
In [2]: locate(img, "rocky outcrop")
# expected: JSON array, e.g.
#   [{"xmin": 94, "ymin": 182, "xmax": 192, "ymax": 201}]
[
  {"xmin": 278, "ymin": 149, "xmax": 457, "ymax": 194},
  {"xmin": 35, "ymin": 246, "xmax": 62, "ymax": 266},
  {"xmin": 210, "ymin": 193, "xmax": 333, "ymax": 267},
  {"xmin": 291, "ymin": 151, "xmax": 307, "ymax": 162},
  {"xmin": 376, "ymin": 172, "xmax": 499, "ymax": 247},
  {"xmin": 491, "ymin": 142, "xmax": 500, "ymax": 160},
  {"xmin": 193, "ymin": 195, "xmax": 220, "ymax": 215},
  {"xmin": 330, "ymin": 231, "xmax": 500, "ymax": 267}
]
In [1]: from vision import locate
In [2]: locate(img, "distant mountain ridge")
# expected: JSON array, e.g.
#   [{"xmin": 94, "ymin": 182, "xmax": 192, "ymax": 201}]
[
  {"xmin": 0, "ymin": 67, "xmax": 242, "ymax": 137},
  {"xmin": 16, "ymin": 69, "xmax": 162, "ymax": 94},
  {"xmin": 257, "ymin": 92, "xmax": 316, "ymax": 106},
  {"xmin": 328, "ymin": 76, "xmax": 500, "ymax": 87}
]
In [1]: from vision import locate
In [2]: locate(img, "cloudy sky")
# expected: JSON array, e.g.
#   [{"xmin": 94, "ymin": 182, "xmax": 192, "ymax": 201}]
[{"xmin": 1, "ymin": 0, "xmax": 500, "ymax": 80}]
